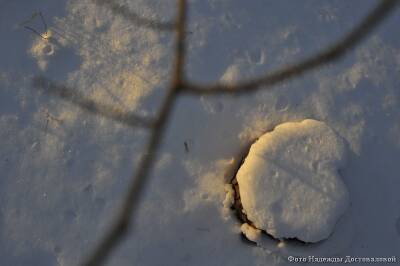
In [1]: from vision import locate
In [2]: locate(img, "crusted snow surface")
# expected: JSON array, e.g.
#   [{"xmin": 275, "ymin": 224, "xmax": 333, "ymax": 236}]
[{"xmin": 236, "ymin": 119, "xmax": 349, "ymax": 243}]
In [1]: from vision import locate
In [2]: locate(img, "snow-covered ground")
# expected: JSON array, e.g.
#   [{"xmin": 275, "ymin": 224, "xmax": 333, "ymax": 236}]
[{"xmin": 1, "ymin": 1, "xmax": 400, "ymax": 265}]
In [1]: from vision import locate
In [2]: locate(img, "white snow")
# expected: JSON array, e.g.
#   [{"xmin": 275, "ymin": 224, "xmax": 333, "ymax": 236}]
[
  {"xmin": 236, "ymin": 119, "xmax": 349, "ymax": 243},
  {"xmin": 240, "ymin": 223, "xmax": 261, "ymax": 244},
  {"xmin": 223, "ymin": 184, "xmax": 235, "ymax": 209},
  {"xmin": 29, "ymin": 33, "xmax": 56, "ymax": 71},
  {"xmin": 1, "ymin": 1, "xmax": 400, "ymax": 265}
]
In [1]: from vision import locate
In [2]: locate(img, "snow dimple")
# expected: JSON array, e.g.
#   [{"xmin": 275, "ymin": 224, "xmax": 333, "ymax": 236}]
[{"xmin": 236, "ymin": 119, "xmax": 349, "ymax": 243}]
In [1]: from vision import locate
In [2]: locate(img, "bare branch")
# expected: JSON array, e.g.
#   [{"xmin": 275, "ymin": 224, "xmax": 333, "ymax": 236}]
[
  {"xmin": 23, "ymin": 26, "xmax": 49, "ymax": 40},
  {"xmin": 172, "ymin": 0, "xmax": 187, "ymax": 87},
  {"xmin": 81, "ymin": 0, "xmax": 187, "ymax": 265},
  {"xmin": 32, "ymin": 76, "xmax": 154, "ymax": 128},
  {"xmin": 19, "ymin": 11, "xmax": 50, "ymax": 40},
  {"xmin": 81, "ymin": 87, "xmax": 177, "ymax": 266},
  {"xmin": 93, "ymin": 0, "xmax": 175, "ymax": 31},
  {"xmin": 21, "ymin": 0, "xmax": 391, "ymax": 265},
  {"xmin": 183, "ymin": 0, "xmax": 398, "ymax": 95}
]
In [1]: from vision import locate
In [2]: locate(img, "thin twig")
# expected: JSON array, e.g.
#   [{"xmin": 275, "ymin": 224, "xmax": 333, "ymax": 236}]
[
  {"xmin": 23, "ymin": 26, "xmax": 49, "ymax": 40},
  {"xmin": 183, "ymin": 0, "xmax": 398, "ymax": 95},
  {"xmin": 32, "ymin": 77, "xmax": 154, "ymax": 128},
  {"xmin": 27, "ymin": 1, "xmax": 397, "ymax": 265},
  {"xmin": 20, "ymin": 11, "xmax": 50, "ymax": 40},
  {"xmin": 93, "ymin": 0, "xmax": 175, "ymax": 31},
  {"xmin": 82, "ymin": 0, "xmax": 187, "ymax": 265}
]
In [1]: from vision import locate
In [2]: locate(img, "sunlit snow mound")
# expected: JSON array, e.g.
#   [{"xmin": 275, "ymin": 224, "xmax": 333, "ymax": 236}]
[{"xmin": 237, "ymin": 119, "xmax": 349, "ymax": 243}]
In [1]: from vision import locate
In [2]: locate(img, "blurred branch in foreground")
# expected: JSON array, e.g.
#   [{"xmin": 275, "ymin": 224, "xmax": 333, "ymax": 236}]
[
  {"xmin": 29, "ymin": 0, "xmax": 398, "ymax": 265},
  {"xmin": 32, "ymin": 76, "xmax": 155, "ymax": 128},
  {"xmin": 183, "ymin": 0, "xmax": 398, "ymax": 95},
  {"xmin": 82, "ymin": 1, "xmax": 186, "ymax": 265},
  {"xmin": 93, "ymin": 0, "xmax": 176, "ymax": 31}
]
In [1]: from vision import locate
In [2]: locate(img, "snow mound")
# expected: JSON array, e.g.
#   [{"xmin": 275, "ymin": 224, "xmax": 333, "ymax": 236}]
[
  {"xmin": 236, "ymin": 119, "xmax": 349, "ymax": 243},
  {"xmin": 240, "ymin": 223, "xmax": 262, "ymax": 244}
]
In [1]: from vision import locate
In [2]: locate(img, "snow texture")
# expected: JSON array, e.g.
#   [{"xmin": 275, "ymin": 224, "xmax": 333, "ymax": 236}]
[
  {"xmin": 237, "ymin": 119, "xmax": 349, "ymax": 243},
  {"xmin": 240, "ymin": 223, "xmax": 262, "ymax": 244},
  {"xmin": 1, "ymin": 0, "xmax": 400, "ymax": 265},
  {"xmin": 223, "ymin": 184, "xmax": 235, "ymax": 209}
]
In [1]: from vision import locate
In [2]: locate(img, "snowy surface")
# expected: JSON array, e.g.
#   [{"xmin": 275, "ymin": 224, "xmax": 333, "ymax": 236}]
[
  {"xmin": 236, "ymin": 119, "xmax": 349, "ymax": 243},
  {"xmin": 223, "ymin": 183, "xmax": 235, "ymax": 210},
  {"xmin": 241, "ymin": 223, "xmax": 262, "ymax": 244},
  {"xmin": 1, "ymin": 0, "xmax": 400, "ymax": 265}
]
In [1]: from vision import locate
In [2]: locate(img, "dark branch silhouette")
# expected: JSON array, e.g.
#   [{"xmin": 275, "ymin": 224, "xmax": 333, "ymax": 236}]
[
  {"xmin": 82, "ymin": 0, "xmax": 187, "ymax": 265},
  {"xmin": 32, "ymin": 77, "xmax": 154, "ymax": 128},
  {"xmin": 28, "ymin": 0, "xmax": 398, "ymax": 265},
  {"xmin": 183, "ymin": 0, "xmax": 398, "ymax": 95},
  {"xmin": 93, "ymin": 0, "xmax": 175, "ymax": 31}
]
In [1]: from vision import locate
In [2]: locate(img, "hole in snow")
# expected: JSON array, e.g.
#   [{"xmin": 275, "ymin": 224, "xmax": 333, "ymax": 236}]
[
  {"xmin": 227, "ymin": 119, "xmax": 349, "ymax": 245},
  {"xmin": 42, "ymin": 44, "xmax": 54, "ymax": 55}
]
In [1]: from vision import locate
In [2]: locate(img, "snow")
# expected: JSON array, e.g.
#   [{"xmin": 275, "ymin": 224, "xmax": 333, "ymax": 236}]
[
  {"xmin": 223, "ymin": 184, "xmax": 235, "ymax": 209},
  {"xmin": 29, "ymin": 33, "xmax": 56, "ymax": 71},
  {"xmin": 236, "ymin": 119, "xmax": 349, "ymax": 243},
  {"xmin": 240, "ymin": 223, "xmax": 262, "ymax": 244},
  {"xmin": 1, "ymin": 0, "xmax": 400, "ymax": 265}
]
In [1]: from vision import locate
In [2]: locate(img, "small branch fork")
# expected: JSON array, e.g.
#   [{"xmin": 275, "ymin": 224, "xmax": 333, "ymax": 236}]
[
  {"xmin": 32, "ymin": 77, "xmax": 154, "ymax": 128},
  {"xmin": 30, "ymin": 0, "xmax": 398, "ymax": 265},
  {"xmin": 19, "ymin": 11, "xmax": 50, "ymax": 40},
  {"xmin": 82, "ymin": 1, "xmax": 186, "ymax": 265}
]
